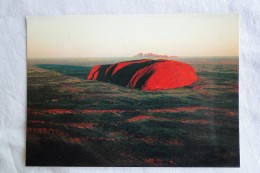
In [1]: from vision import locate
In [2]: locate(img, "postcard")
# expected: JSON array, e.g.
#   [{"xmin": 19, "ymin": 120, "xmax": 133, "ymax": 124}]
[{"xmin": 26, "ymin": 14, "xmax": 239, "ymax": 166}]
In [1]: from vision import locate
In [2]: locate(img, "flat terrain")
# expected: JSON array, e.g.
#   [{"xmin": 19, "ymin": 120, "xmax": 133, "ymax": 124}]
[{"xmin": 26, "ymin": 57, "xmax": 239, "ymax": 166}]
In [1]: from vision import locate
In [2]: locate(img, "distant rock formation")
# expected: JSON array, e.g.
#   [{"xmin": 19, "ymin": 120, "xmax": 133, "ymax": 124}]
[
  {"xmin": 87, "ymin": 59, "xmax": 198, "ymax": 91},
  {"xmin": 134, "ymin": 53, "xmax": 178, "ymax": 59}
]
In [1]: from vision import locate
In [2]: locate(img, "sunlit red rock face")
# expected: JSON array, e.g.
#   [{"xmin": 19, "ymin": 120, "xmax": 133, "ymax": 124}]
[{"xmin": 87, "ymin": 59, "xmax": 198, "ymax": 91}]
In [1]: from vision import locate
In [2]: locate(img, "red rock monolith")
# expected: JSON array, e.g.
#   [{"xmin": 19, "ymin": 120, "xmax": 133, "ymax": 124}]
[{"xmin": 87, "ymin": 59, "xmax": 198, "ymax": 91}]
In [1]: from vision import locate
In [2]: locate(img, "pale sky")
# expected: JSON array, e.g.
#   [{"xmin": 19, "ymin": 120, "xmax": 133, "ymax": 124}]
[{"xmin": 27, "ymin": 14, "xmax": 239, "ymax": 58}]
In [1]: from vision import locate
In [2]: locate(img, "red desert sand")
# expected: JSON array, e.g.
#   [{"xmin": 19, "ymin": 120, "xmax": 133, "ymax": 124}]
[{"xmin": 87, "ymin": 59, "xmax": 198, "ymax": 91}]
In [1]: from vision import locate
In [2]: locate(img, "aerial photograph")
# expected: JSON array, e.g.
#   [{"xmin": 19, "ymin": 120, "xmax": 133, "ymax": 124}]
[{"xmin": 26, "ymin": 15, "xmax": 239, "ymax": 166}]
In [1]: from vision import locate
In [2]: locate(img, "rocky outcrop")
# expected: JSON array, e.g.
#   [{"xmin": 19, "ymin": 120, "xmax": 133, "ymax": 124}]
[
  {"xmin": 87, "ymin": 59, "xmax": 198, "ymax": 91},
  {"xmin": 135, "ymin": 53, "xmax": 178, "ymax": 59}
]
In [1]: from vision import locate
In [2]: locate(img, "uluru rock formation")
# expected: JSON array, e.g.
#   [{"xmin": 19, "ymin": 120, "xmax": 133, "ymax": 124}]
[{"xmin": 87, "ymin": 59, "xmax": 198, "ymax": 91}]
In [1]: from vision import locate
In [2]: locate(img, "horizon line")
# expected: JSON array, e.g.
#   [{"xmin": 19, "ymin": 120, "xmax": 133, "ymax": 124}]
[{"xmin": 27, "ymin": 55, "xmax": 239, "ymax": 59}]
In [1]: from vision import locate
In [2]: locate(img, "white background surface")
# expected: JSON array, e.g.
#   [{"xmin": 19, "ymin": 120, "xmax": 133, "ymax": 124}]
[{"xmin": 0, "ymin": 0, "xmax": 259, "ymax": 172}]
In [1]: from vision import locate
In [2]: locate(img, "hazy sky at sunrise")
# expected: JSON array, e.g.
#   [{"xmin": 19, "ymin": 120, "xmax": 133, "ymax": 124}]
[{"xmin": 27, "ymin": 15, "xmax": 239, "ymax": 58}]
